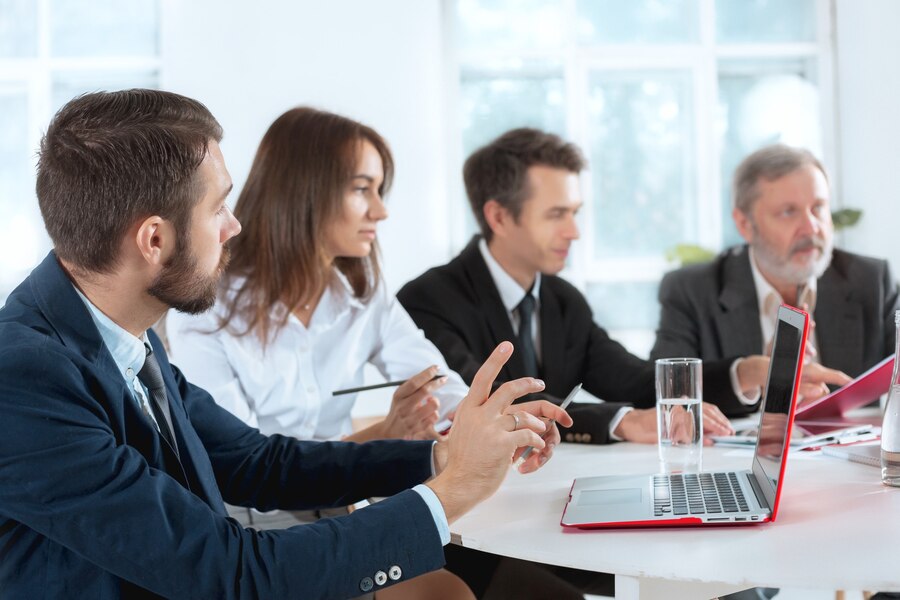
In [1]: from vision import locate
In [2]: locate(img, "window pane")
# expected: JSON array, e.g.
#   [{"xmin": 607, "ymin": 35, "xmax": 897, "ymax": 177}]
[
  {"xmin": 460, "ymin": 68, "xmax": 566, "ymax": 156},
  {"xmin": 586, "ymin": 280, "xmax": 659, "ymax": 331},
  {"xmin": 0, "ymin": 0, "xmax": 37, "ymax": 57},
  {"xmin": 587, "ymin": 70, "xmax": 695, "ymax": 259},
  {"xmin": 717, "ymin": 59, "xmax": 821, "ymax": 247},
  {"xmin": 0, "ymin": 87, "xmax": 47, "ymax": 303},
  {"xmin": 50, "ymin": 0, "xmax": 158, "ymax": 57},
  {"xmin": 715, "ymin": 0, "xmax": 817, "ymax": 43},
  {"xmin": 456, "ymin": 0, "xmax": 564, "ymax": 51},
  {"xmin": 52, "ymin": 70, "xmax": 159, "ymax": 114},
  {"xmin": 576, "ymin": 0, "xmax": 700, "ymax": 44}
]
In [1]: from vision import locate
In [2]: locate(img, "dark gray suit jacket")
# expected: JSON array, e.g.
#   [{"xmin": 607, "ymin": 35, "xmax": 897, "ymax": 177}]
[{"xmin": 651, "ymin": 245, "xmax": 899, "ymax": 412}]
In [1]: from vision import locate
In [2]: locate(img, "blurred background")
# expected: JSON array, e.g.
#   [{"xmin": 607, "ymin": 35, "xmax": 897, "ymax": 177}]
[{"xmin": 1, "ymin": 0, "xmax": 898, "ymax": 358}]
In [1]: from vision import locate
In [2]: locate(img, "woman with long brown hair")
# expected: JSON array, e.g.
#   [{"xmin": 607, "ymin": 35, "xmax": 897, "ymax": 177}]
[{"xmin": 168, "ymin": 107, "xmax": 467, "ymax": 444}]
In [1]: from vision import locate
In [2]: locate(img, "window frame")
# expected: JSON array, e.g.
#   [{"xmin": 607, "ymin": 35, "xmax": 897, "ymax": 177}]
[{"xmin": 445, "ymin": 0, "xmax": 837, "ymax": 355}]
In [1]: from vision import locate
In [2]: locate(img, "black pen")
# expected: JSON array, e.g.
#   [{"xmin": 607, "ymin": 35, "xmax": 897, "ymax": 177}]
[
  {"xmin": 514, "ymin": 383, "xmax": 581, "ymax": 466},
  {"xmin": 332, "ymin": 374, "xmax": 445, "ymax": 396}
]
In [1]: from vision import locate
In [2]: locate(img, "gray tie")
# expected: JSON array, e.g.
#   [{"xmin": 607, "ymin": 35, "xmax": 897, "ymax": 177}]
[
  {"xmin": 516, "ymin": 293, "xmax": 539, "ymax": 377},
  {"xmin": 137, "ymin": 346, "xmax": 179, "ymax": 457}
]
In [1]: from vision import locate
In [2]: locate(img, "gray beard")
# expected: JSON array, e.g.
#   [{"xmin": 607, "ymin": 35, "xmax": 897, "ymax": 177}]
[{"xmin": 752, "ymin": 237, "xmax": 833, "ymax": 285}]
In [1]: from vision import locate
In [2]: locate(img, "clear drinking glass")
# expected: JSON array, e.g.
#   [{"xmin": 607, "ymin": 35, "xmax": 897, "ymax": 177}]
[{"xmin": 655, "ymin": 358, "xmax": 703, "ymax": 473}]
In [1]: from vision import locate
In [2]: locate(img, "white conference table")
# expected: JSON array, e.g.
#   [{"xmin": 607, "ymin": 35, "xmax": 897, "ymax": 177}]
[{"xmin": 449, "ymin": 441, "xmax": 900, "ymax": 599}]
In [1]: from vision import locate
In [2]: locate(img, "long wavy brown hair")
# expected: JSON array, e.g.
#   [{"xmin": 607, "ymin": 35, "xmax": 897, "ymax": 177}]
[{"xmin": 219, "ymin": 107, "xmax": 393, "ymax": 344}]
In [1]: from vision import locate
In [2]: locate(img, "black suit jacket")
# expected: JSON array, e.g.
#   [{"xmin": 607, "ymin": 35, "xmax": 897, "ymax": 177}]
[
  {"xmin": 398, "ymin": 237, "xmax": 742, "ymax": 442},
  {"xmin": 651, "ymin": 245, "xmax": 899, "ymax": 389}
]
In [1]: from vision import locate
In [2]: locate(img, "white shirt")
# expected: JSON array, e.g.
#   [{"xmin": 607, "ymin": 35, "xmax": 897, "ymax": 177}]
[
  {"xmin": 478, "ymin": 239, "xmax": 632, "ymax": 437},
  {"xmin": 166, "ymin": 271, "xmax": 467, "ymax": 441},
  {"xmin": 730, "ymin": 248, "xmax": 820, "ymax": 404}
]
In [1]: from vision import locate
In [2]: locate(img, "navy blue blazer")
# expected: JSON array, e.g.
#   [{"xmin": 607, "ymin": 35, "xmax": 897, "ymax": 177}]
[{"xmin": 0, "ymin": 253, "xmax": 444, "ymax": 599}]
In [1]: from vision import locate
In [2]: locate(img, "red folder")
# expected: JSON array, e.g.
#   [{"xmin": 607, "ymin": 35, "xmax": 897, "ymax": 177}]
[{"xmin": 796, "ymin": 354, "xmax": 893, "ymax": 420}]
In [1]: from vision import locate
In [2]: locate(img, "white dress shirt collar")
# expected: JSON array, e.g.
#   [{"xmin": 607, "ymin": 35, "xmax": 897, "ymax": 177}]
[
  {"xmin": 478, "ymin": 237, "xmax": 541, "ymax": 313},
  {"xmin": 748, "ymin": 247, "xmax": 818, "ymax": 353}
]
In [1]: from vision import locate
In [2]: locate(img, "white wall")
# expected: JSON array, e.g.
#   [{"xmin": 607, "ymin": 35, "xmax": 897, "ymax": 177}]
[
  {"xmin": 834, "ymin": 0, "xmax": 900, "ymax": 271},
  {"xmin": 161, "ymin": 0, "xmax": 455, "ymax": 293}
]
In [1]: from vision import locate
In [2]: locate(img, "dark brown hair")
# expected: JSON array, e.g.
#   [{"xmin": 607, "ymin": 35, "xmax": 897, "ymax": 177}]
[
  {"xmin": 36, "ymin": 89, "xmax": 223, "ymax": 273},
  {"xmin": 220, "ymin": 107, "xmax": 393, "ymax": 343},
  {"xmin": 463, "ymin": 128, "xmax": 586, "ymax": 241}
]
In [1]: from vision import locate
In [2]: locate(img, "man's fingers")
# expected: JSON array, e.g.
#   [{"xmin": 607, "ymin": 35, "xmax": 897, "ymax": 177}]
[
  {"xmin": 511, "ymin": 429, "xmax": 544, "ymax": 452},
  {"xmin": 517, "ymin": 443, "xmax": 554, "ymax": 474},
  {"xmin": 505, "ymin": 399, "xmax": 572, "ymax": 428},
  {"xmin": 508, "ymin": 411, "xmax": 546, "ymax": 434},
  {"xmin": 485, "ymin": 377, "xmax": 546, "ymax": 412},
  {"xmin": 803, "ymin": 363, "xmax": 851, "ymax": 387},
  {"xmin": 701, "ymin": 403, "xmax": 734, "ymax": 435},
  {"xmin": 466, "ymin": 342, "xmax": 515, "ymax": 406}
]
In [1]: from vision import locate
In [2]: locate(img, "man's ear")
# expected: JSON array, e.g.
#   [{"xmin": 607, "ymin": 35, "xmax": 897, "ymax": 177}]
[
  {"xmin": 732, "ymin": 207, "xmax": 754, "ymax": 244},
  {"xmin": 483, "ymin": 199, "xmax": 511, "ymax": 239},
  {"xmin": 134, "ymin": 216, "xmax": 176, "ymax": 267}
]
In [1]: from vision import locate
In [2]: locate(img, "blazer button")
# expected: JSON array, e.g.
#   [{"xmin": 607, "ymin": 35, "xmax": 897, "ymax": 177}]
[
  {"xmin": 375, "ymin": 571, "xmax": 388, "ymax": 585},
  {"xmin": 583, "ymin": 433, "xmax": 591, "ymax": 443},
  {"xmin": 359, "ymin": 577, "xmax": 374, "ymax": 592},
  {"xmin": 574, "ymin": 433, "xmax": 583, "ymax": 443},
  {"xmin": 388, "ymin": 565, "xmax": 402, "ymax": 581},
  {"xmin": 565, "ymin": 433, "xmax": 574, "ymax": 442}
]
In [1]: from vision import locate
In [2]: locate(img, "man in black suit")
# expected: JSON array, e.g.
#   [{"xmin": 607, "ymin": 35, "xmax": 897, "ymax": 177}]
[
  {"xmin": 397, "ymin": 127, "xmax": 743, "ymax": 599},
  {"xmin": 398, "ymin": 128, "xmax": 739, "ymax": 442},
  {"xmin": 651, "ymin": 144, "xmax": 893, "ymax": 411}
]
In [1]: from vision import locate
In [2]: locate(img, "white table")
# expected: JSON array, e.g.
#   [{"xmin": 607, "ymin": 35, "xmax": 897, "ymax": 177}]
[{"xmin": 449, "ymin": 442, "xmax": 900, "ymax": 599}]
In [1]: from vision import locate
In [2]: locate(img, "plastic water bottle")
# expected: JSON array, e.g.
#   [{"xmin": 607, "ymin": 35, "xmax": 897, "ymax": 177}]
[{"xmin": 881, "ymin": 311, "xmax": 900, "ymax": 486}]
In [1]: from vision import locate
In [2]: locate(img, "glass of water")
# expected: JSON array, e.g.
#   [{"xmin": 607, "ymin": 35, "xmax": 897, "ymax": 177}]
[{"xmin": 655, "ymin": 358, "xmax": 703, "ymax": 473}]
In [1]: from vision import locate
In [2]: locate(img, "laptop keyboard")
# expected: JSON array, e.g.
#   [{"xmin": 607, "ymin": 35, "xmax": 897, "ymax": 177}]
[{"xmin": 653, "ymin": 472, "xmax": 751, "ymax": 517}]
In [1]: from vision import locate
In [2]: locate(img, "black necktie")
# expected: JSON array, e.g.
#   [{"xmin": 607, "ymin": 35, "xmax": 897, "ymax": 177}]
[
  {"xmin": 138, "ymin": 346, "xmax": 179, "ymax": 457},
  {"xmin": 516, "ymin": 293, "xmax": 539, "ymax": 377}
]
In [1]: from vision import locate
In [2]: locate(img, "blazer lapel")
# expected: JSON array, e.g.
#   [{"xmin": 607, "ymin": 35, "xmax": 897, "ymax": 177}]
[
  {"xmin": 458, "ymin": 238, "xmax": 528, "ymax": 380},
  {"xmin": 538, "ymin": 283, "xmax": 566, "ymax": 390},
  {"xmin": 816, "ymin": 264, "xmax": 864, "ymax": 376},
  {"xmin": 32, "ymin": 253, "xmax": 195, "ymax": 491},
  {"xmin": 716, "ymin": 249, "xmax": 765, "ymax": 357}
]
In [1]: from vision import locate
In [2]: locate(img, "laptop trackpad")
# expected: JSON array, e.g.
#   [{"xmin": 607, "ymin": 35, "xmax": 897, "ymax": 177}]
[{"xmin": 579, "ymin": 488, "xmax": 642, "ymax": 506}]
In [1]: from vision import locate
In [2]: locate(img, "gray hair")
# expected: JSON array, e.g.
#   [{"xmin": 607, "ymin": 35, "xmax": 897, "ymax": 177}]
[{"xmin": 732, "ymin": 144, "xmax": 827, "ymax": 215}]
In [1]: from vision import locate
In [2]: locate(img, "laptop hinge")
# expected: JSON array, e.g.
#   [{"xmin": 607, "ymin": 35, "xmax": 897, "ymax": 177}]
[{"xmin": 746, "ymin": 472, "xmax": 769, "ymax": 511}]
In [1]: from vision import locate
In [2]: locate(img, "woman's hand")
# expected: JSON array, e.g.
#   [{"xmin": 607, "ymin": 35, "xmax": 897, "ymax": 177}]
[{"xmin": 379, "ymin": 366, "xmax": 447, "ymax": 440}]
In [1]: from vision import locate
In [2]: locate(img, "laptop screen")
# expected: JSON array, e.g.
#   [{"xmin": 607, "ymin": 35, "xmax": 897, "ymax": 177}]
[{"xmin": 751, "ymin": 306, "xmax": 807, "ymax": 514}]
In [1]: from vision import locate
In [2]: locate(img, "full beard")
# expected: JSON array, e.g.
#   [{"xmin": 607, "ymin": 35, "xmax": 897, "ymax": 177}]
[
  {"xmin": 148, "ymin": 245, "xmax": 231, "ymax": 314},
  {"xmin": 752, "ymin": 232, "xmax": 833, "ymax": 286}
]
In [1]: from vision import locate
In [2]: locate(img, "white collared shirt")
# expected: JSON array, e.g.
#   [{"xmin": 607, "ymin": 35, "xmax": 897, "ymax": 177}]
[
  {"xmin": 166, "ymin": 271, "xmax": 467, "ymax": 441},
  {"xmin": 478, "ymin": 239, "xmax": 632, "ymax": 438},
  {"xmin": 730, "ymin": 248, "xmax": 820, "ymax": 404},
  {"xmin": 748, "ymin": 247, "xmax": 819, "ymax": 355}
]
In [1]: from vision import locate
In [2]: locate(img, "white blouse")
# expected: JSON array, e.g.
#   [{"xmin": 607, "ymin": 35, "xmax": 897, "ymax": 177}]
[{"xmin": 166, "ymin": 272, "xmax": 468, "ymax": 441}]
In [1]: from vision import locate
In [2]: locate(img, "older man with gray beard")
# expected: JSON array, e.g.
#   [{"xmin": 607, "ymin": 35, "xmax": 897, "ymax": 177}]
[{"xmin": 651, "ymin": 144, "xmax": 899, "ymax": 417}]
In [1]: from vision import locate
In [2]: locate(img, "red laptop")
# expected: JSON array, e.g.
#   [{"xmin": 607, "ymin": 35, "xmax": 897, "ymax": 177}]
[{"xmin": 561, "ymin": 305, "xmax": 808, "ymax": 529}]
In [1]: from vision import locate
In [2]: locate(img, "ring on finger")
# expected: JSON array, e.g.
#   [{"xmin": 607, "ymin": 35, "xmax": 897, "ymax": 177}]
[{"xmin": 510, "ymin": 412, "xmax": 520, "ymax": 431}]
